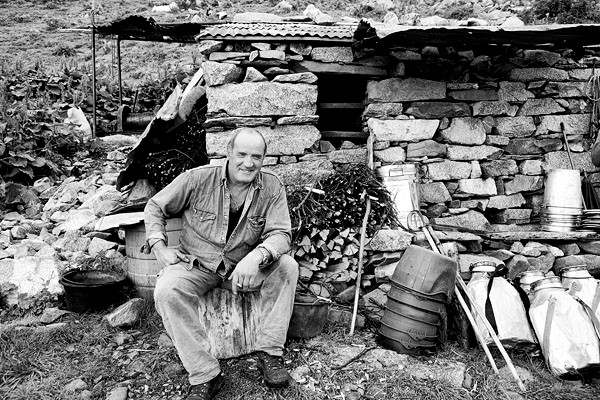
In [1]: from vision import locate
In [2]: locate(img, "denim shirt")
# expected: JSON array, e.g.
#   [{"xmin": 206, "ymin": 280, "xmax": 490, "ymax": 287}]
[{"xmin": 144, "ymin": 163, "xmax": 292, "ymax": 276}]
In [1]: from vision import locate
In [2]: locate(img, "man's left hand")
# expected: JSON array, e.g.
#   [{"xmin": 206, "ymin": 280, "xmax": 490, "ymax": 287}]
[{"xmin": 229, "ymin": 250, "xmax": 262, "ymax": 294}]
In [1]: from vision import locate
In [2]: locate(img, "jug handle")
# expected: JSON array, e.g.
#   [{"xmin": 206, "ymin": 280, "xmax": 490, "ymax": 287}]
[
  {"xmin": 592, "ymin": 282, "xmax": 600, "ymax": 314},
  {"xmin": 542, "ymin": 296, "xmax": 557, "ymax": 368},
  {"xmin": 574, "ymin": 297, "xmax": 600, "ymax": 340},
  {"xmin": 484, "ymin": 263, "xmax": 508, "ymax": 335}
]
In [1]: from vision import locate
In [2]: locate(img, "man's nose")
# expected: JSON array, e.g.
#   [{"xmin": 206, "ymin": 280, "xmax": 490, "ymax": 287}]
[{"xmin": 243, "ymin": 156, "xmax": 254, "ymax": 167}]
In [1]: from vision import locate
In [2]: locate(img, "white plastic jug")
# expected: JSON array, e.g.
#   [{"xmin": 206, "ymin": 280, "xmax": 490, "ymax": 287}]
[
  {"xmin": 466, "ymin": 262, "xmax": 536, "ymax": 348},
  {"xmin": 561, "ymin": 266, "xmax": 600, "ymax": 320},
  {"xmin": 529, "ymin": 277, "xmax": 600, "ymax": 378}
]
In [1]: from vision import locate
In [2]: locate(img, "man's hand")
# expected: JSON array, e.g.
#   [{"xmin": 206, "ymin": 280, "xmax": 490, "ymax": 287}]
[
  {"xmin": 152, "ymin": 240, "xmax": 189, "ymax": 267},
  {"xmin": 229, "ymin": 250, "xmax": 262, "ymax": 294}
]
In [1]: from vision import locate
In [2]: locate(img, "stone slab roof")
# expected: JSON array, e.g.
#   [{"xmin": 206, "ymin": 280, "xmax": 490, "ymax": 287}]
[
  {"xmin": 94, "ymin": 16, "xmax": 600, "ymax": 48},
  {"xmin": 195, "ymin": 22, "xmax": 356, "ymax": 42},
  {"xmin": 95, "ymin": 16, "xmax": 356, "ymax": 44},
  {"xmin": 363, "ymin": 21, "xmax": 600, "ymax": 48}
]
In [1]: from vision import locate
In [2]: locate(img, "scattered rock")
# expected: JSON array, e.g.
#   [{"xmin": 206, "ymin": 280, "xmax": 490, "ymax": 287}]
[
  {"xmin": 65, "ymin": 378, "xmax": 88, "ymax": 393},
  {"xmin": 158, "ymin": 332, "xmax": 174, "ymax": 348},
  {"xmin": 291, "ymin": 365, "xmax": 311, "ymax": 383},
  {"xmin": 106, "ymin": 386, "xmax": 128, "ymax": 400},
  {"xmin": 383, "ymin": 11, "xmax": 398, "ymax": 25},
  {"xmin": 104, "ymin": 298, "xmax": 146, "ymax": 328},
  {"xmin": 232, "ymin": 12, "xmax": 283, "ymax": 23},
  {"xmin": 40, "ymin": 307, "xmax": 71, "ymax": 324},
  {"xmin": 87, "ymin": 237, "xmax": 118, "ymax": 257}
]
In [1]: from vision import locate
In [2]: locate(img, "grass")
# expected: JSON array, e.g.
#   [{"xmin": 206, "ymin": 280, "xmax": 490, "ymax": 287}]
[{"xmin": 2, "ymin": 298, "xmax": 600, "ymax": 399}]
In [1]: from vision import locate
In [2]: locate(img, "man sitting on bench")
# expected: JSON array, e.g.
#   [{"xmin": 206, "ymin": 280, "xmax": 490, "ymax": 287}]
[{"xmin": 144, "ymin": 128, "xmax": 299, "ymax": 400}]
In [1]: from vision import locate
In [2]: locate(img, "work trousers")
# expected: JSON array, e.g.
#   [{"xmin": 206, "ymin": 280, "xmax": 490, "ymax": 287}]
[{"xmin": 154, "ymin": 254, "xmax": 299, "ymax": 385}]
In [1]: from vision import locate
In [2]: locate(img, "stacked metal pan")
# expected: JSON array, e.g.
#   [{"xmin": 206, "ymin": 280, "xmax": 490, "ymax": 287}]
[
  {"xmin": 378, "ymin": 245, "xmax": 456, "ymax": 355},
  {"xmin": 581, "ymin": 210, "xmax": 600, "ymax": 231},
  {"xmin": 540, "ymin": 206, "xmax": 582, "ymax": 232}
]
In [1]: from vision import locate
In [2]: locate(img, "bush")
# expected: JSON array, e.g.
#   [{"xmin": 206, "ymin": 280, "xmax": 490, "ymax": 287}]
[{"xmin": 530, "ymin": 0, "xmax": 600, "ymax": 23}]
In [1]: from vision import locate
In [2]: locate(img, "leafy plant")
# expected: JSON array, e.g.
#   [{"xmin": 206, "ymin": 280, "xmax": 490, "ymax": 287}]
[{"xmin": 529, "ymin": 0, "xmax": 600, "ymax": 23}]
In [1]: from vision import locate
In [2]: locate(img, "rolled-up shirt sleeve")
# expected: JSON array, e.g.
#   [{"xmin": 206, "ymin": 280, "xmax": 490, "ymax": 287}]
[
  {"xmin": 258, "ymin": 184, "xmax": 292, "ymax": 264},
  {"xmin": 144, "ymin": 170, "xmax": 195, "ymax": 246}
]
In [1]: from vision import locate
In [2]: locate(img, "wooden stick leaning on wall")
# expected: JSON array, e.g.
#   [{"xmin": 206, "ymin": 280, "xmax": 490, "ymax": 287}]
[
  {"xmin": 420, "ymin": 231, "xmax": 499, "ymax": 374},
  {"xmin": 455, "ymin": 276, "xmax": 527, "ymax": 391},
  {"xmin": 350, "ymin": 135, "xmax": 375, "ymax": 335},
  {"xmin": 424, "ymin": 227, "xmax": 526, "ymax": 391},
  {"xmin": 350, "ymin": 195, "xmax": 371, "ymax": 335}
]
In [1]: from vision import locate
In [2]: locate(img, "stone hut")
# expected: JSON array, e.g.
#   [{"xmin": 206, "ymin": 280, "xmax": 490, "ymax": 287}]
[
  {"xmin": 192, "ymin": 20, "xmax": 600, "ymax": 280},
  {"xmin": 100, "ymin": 16, "xmax": 600, "ymax": 282}
]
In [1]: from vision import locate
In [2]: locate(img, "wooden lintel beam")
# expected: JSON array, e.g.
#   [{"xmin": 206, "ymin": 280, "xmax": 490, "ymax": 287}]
[
  {"xmin": 290, "ymin": 60, "xmax": 387, "ymax": 77},
  {"xmin": 321, "ymin": 130, "xmax": 369, "ymax": 139},
  {"xmin": 318, "ymin": 103, "xmax": 364, "ymax": 109}
]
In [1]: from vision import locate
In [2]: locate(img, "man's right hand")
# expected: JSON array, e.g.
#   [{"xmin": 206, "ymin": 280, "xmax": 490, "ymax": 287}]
[{"xmin": 152, "ymin": 240, "xmax": 189, "ymax": 267}]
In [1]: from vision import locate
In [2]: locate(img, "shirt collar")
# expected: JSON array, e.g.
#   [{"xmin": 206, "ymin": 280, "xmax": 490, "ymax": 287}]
[{"xmin": 220, "ymin": 161, "xmax": 264, "ymax": 190}]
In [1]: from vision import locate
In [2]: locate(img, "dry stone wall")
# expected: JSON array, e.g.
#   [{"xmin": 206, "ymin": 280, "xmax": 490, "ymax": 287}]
[
  {"xmin": 199, "ymin": 38, "xmax": 600, "ymax": 281},
  {"xmin": 364, "ymin": 46, "xmax": 600, "ymax": 279},
  {"xmin": 199, "ymin": 43, "xmax": 369, "ymax": 186}
]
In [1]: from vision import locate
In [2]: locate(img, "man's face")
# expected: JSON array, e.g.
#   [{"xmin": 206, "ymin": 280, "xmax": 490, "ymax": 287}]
[{"xmin": 227, "ymin": 131, "xmax": 266, "ymax": 185}]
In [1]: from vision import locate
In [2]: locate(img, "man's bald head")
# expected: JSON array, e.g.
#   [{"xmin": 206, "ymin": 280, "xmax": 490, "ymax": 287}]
[{"xmin": 227, "ymin": 128, "xmax": 268, "ymax": 156}]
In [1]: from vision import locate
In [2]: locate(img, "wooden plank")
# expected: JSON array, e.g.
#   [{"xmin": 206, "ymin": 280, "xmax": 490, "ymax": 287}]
[
  {"xmin": 290, "ymin": 60, "xmax": 387, "ymax": 77},
  {"xmin": 482, "ymin": 231, "xmax": 600, "ymax": 241},
  {"xmin": 318, "ymin": 102, "xmax": 364, "ymax": 109},
  {"xmin": 321, "ymin": 130, "xmax": 369, "ymax": 139}
]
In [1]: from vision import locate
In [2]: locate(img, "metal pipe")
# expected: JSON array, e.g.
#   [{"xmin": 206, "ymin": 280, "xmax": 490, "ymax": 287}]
[{"xmin": 117, "ymin": 36, "xmax": 122, "ymax": 107}]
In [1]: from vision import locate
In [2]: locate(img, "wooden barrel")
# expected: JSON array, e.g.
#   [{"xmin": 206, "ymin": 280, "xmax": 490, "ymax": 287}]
[{"xmin": 124, "ymin": 218, "xmax": 182, "ymax": 300}]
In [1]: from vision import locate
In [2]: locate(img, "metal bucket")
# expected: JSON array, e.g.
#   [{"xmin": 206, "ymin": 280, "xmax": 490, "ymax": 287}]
[
  {"xmin": 287, "ymin": 296, "xmax": 331, "ymax": 339},
  {"xmin": 381, "ymin": 305, "xmax": 440, "ymax": 332},
  {"xmin": 385, "ymin": 297, "xmax": 442, "ymax": 325},
  {"xmin": 378, "ymin": 320, "xmax": 437, "ymax": 355},
  {"xmin": 543, "ymin": 169, "xmax": 582, "ymax": 210},
  {"xmin": 376, "ymin": 164, "xmax": 419, "ymax": 229},
  {"xmin": 60, "ymin": 269, "xmax": 127, "ymax": 313},
  {"xmin": 390, "ymin": 245, "xmax": 456, "ymax": 302},
  {"xmin": 387, "ymin": 284, "xmax": 447, "ymax": 314}
]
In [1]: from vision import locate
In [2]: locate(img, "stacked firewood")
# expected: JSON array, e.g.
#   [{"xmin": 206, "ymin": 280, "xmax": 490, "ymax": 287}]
[{"xmin": 287, "ymin": 163, "xmax": 398, "ymax": 286}]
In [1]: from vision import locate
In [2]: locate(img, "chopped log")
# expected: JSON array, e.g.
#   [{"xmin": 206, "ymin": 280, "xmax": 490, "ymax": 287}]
[{"xmin": 198, "ymin": 286, "xmax": 261, "ymax": 359}]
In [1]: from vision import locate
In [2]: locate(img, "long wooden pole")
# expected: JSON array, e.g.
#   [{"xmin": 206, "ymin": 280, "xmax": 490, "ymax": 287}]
[
  {"xmin": 91, "ymin": 0, "xmax": 97, "ymax": 138},
  {"xmin": 350, "ymin": 196, "xmax": 371, "ymax": 335},
  {"xmin": 455, "ymin": 277, "xmax": 527, "ymax": 391},
  {"xmin": 420, "ymin": 226, "xmax": 503, "ymax": 375}
]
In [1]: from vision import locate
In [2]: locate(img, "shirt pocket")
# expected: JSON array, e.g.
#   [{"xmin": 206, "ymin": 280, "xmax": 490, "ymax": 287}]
[
  {"xmin": 192, "ymin": 208, "xmax": 217, "ymax": 238},
  {"xmin": 243, "ymin": 215, "xmax": 266, "ymax": 245}
]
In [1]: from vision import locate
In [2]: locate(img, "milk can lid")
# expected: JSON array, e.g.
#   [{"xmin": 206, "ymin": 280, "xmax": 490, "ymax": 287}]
[
  {"xmin": 531, "ymin": 276, "xmax": 564, "ymax": 292},
  {"xmin": 559, "ymin": 265, "xmax": 587, "ymax": 274}
]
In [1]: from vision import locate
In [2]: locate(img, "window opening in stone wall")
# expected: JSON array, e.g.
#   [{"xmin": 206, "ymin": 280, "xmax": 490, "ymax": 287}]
[{"xmin": 316, "ymin": 74, "xmax": 368, "ymax": 147}]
